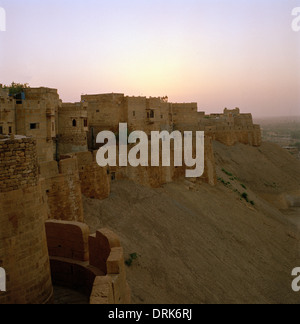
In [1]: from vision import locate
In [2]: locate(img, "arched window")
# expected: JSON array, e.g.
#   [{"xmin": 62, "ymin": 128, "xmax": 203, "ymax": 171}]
[{"xmin": 72, "ymin": 119, "xmax": 77, "ymax": 127}]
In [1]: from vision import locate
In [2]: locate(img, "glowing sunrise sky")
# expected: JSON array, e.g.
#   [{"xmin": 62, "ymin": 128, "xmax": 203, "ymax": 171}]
[{"xmin": 0, "ymin": 0, "xmax": 299, "ymax": 117}]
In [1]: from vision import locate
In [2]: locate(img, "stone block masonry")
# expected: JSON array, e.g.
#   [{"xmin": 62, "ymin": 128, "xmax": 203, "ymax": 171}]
[
  {"xmin": 0, "ymin": 136, "xmax": 38, "ymax": 192},
  {"xmin": 69, "ymin": 151, "xmax": 111, "ymax": 200},
  {"xmin": 0, "ymin": 136, "xmax": 53, "ymax": 304},
  {"xmin": 39, "ymin": 151, "xmax": 110, "ymax": 223},
  {"xmin": 39, "ymin": 157, "xmax": 84, "ymax": 222},
  {"xmin": 57, "ymin": 102, "xmax": 89, "ymax": 156}
]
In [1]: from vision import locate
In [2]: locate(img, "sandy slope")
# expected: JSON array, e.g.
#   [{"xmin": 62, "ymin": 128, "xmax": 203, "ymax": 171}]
[
  {"xmin": 213, "ymin": 141, "xmax": 300, "ymax": 194},
  {"xmin": 83, "ymin": 141, "xmax": 300, "ymax": 304}
]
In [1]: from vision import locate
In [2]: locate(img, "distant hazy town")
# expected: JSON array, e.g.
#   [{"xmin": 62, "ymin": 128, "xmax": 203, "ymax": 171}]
[{"xmin": 255, "ymin": 116, "xmax": 300, "ymax": 160}]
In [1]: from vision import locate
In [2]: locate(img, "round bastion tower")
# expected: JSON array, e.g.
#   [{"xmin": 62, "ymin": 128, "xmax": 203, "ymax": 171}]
[{"xmin": 0, "ymin": 135, "xmax": 53, "ymax": 304}]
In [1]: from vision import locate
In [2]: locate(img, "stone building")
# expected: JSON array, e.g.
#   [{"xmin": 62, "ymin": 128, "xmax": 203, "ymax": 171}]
[
  {"xmin": 1, "ymin": 84, "xmax": 262, "ymax": 159},
  {"xmin": 57, "ymin": 102, "xmax": 88, "ymax": 156},
  {"xmin": 81, "ymin": 93, "xmax": 126, "ymax": 149},
  {"xmin": 15, "ymin": 87, "xmax": 61, "ymax": 162},
  {"xmin": 81, "ymin": 92, "xmax": 261, "ymax": 149},
  {"xmin": 200, "ymin": 108, "xmax": 262, "ymax": 147},
  {"xmin": 0, "ymin": 86, "xmax": 62, "ymax": 162},
  {"xmin": 0, "ymin": 88, "xmax": 15, "ymax": 136}
]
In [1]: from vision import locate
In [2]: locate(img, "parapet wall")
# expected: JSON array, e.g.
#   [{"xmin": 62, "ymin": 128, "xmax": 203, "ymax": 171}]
[
  {"xmin": 45, "ymin": 220, "xmax": 131, "ymax": 304},
  {"xmin": 39, "ymin": 151, "xmax": 110, "ymax": 222},
  {"xmin": 39, "ymin": 157, "xmax": 84, "ymax": 222},
  {"xmin": 205, "ymin": 125, "xmax": 262, "ymax": 147},
  {"xmin": 68, "ymin": 151, "xmax": 111, "ymax": 200}
]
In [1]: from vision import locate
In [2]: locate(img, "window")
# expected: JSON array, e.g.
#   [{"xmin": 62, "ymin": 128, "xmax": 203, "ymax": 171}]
[
  {"xmin": 9, "ymin": 127, "xmax": 12, "ymax": 134},
  {"xmin": 84, "ymin": 119, "xmax": 88, "ymax": 127},
  {"xmin": 96, "ymin": 110, "xmax": 100, "ymax": 113},
  {"xmin": 30, "ymin": 123, "xmax": 39, "ymax": 130},
  {"xmin": 161, "ymin": 115, "xmax": 163, "ymax": 119},
  {"xmin": 147, "ymin": 110, "xmax": 155, "ymax": 118},
  {"xmin": 111, "ymin": 172, "xmax": 116, "ymax": 181},
  {"xmin": 133, "ymin": 111, "xmax": 136, "ymax": 117},
  {"xmin": 0, "ymin": 126, "xmax": 3, "ymax": 134},
  {"xmin": 72, "ymin": 119, "xmax": 77, "ymax": 127}
]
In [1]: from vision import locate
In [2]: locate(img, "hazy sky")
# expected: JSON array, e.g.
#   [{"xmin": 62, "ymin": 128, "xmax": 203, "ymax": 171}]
[{"xmin": 0, "ymin": 0, "xmax": 300, "ymax": 117}]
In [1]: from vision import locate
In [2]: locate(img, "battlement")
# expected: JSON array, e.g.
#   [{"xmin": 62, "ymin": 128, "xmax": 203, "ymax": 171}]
[
  {"xmin": 224, "ymin": 107, "xmax": 240, "ymax": 116},
  {"xmin": 45, "ymin": 221, "xmax": 131, "ymax": 304},
  {"xmin": 82, "ymin": 93, "xmax": 125, "ymax": 103}
]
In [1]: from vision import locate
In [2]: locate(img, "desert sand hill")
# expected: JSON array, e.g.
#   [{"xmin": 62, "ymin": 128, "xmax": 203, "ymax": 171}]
[{"xmin": 83, "ymin": 141, "xmax": 300, "ymax": 304}]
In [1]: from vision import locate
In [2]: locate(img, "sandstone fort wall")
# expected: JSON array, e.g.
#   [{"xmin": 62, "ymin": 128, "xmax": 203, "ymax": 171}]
[
  {"xmin": 39, "ymin": 157, "xmax": 84, "ymax": 222},
  {"xmin": 0, "ymin": 136, "xmax": 53, "ymax": 304}
]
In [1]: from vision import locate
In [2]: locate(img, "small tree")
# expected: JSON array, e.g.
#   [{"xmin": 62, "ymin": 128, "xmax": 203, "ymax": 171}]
[{"xmin": 4, "ymin": 82, "xmax": 29, "ymax": 97}]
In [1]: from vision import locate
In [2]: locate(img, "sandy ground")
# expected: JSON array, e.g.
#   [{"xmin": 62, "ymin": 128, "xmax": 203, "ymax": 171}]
[
  {"xmin": 82, "ymin": 141, "xmax": 300, "ymax": 304},
  {"xmin": 53, "ymin": 285, "xmax": 89, "ymax": 304},
  {"xmin": 282, "ymin": 208, "xmax": 300, "ymax": 229}
]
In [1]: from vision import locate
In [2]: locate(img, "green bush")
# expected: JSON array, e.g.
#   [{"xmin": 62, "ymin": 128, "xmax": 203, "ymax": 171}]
[
  {"xmin": 222, "ymin": 169, "xmax": 233, "ymax": 177},
  {"xmin": 218, "ymin": 177, "xmax": 231, "ymax": 187},
  {"xmin": 125, "ymin": 253, "xmax": 138, "ymax": 267},
  {"xmin": 241, "ymin": 192, "xmax": 249, "ymax": 202},
  {"xmin": 4, "ymin": 82, "xmax": 29, "ymax": 97}
]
